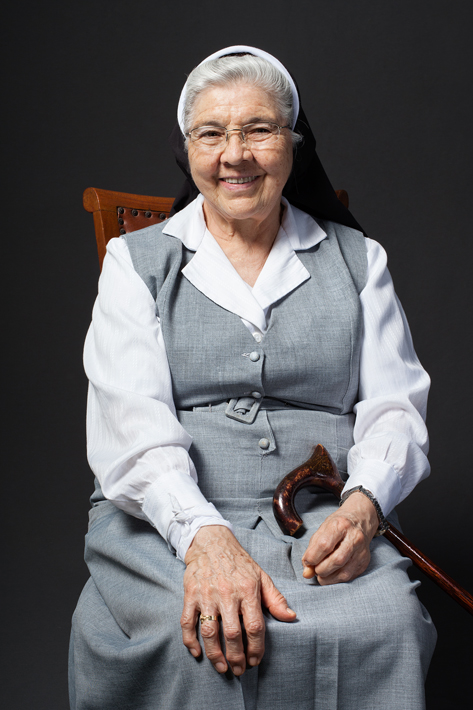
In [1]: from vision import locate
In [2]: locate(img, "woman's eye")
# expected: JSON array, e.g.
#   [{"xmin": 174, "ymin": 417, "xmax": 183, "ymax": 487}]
[
  {"xmin": 200, "ymin": 129, "xmax": 225, "ymax": 139},
  {"xmin": 246, "ymin": 124, "xmax": 274, "ymax": 139}
]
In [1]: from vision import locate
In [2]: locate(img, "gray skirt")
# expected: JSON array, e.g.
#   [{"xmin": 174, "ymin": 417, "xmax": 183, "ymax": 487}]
[{"xmin": 70, "ymin": 408, "xmax": 437, "ymax": 710}]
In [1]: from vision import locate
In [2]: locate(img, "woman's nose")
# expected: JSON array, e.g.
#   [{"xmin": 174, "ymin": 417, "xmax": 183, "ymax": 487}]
[{"xmin": 220, "ymin": 132, "xmax": 252, "ymax": 163}]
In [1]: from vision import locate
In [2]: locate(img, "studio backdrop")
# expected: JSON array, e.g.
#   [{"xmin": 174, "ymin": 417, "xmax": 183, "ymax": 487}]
[{"xmin": 4, "ymin": 1, "xmax": 472, "ymax": 708}]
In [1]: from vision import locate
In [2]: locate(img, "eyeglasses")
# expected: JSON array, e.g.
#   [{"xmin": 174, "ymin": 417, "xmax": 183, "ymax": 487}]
[{"xmin": 186, "ymin": 121, "xmax": 290, "ymax": 150}]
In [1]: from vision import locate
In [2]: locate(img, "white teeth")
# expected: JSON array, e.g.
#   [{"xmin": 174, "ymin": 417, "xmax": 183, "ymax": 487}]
[{"xmin": 224, "ymin": 176, "xmax": 258, "ymax": 184}]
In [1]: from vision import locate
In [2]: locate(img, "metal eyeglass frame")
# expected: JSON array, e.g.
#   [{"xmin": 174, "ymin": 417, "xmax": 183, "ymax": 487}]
[{"xmin": 186, "ymin": 122, "xmax": 291, "ymax": 148}]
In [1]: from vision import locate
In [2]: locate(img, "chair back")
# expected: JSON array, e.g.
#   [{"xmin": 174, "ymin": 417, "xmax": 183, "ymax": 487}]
[{"xmin": 83, "ymin": 187, "xmax": 174, "ymax": 268}]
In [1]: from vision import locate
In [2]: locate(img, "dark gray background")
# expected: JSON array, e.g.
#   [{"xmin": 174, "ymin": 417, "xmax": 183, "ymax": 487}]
[{"xmin": 4, "ymin": 1, "xmax": 472, "ymax": 708}]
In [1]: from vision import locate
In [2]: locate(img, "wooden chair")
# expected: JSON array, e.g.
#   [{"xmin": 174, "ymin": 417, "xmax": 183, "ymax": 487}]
[
  {"xmin": 83, "ymin": 187, "xmax": 349, "ymax": 269},
  {"xmin": 83, "ymin": 188, "xmax": 175, "ymax": 269}
]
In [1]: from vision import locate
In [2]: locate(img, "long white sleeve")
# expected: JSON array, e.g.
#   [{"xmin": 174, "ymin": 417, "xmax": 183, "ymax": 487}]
[
  {"xmin": 344, "ymin": 238, "xmax": 431, "ymax": 516},
  {"xmin": 84, "ymin": 238, "xmax": 232, "ymax": 561}
]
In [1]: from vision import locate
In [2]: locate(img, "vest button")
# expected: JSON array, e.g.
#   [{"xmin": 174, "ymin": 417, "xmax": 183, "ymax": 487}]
[
  {"xmin": 253, "ymin": 333, "xmax": 262, "ymax": 343},
  {"xmin": 249, "ymin": 352, "xmax": 260, "ymax": 362},
  {"xmin": 251, "ymin": 391, "xmax": 262, "ymax": 398},
  {"xmin": 258, "ymin": 438, "xmax": 270, "ymax": 450}
]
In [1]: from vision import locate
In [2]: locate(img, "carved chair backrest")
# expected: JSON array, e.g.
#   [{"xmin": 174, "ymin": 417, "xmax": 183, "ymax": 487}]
[{"xmin": 83, "ymin": 187, "xmax": 174, "ymax": 269}]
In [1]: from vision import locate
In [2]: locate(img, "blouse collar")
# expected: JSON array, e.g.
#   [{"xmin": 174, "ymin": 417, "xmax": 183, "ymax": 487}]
[{"xmin": 162, "ymin": 195, "xmax": 327, "ymax": 333}]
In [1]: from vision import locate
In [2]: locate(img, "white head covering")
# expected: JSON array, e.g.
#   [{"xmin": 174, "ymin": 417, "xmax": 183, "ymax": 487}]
[{"xmin": 177, "ymin": 45, "xmax": 300, "ymax": 134}]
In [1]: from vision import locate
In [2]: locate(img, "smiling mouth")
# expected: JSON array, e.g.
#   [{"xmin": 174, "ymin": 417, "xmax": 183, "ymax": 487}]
[{"xmin": 221, "ymin": 176, "xmax": 259, "ymax": 184}]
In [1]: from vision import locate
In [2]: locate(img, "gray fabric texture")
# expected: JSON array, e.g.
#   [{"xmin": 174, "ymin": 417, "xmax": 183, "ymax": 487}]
[{"xmin": 70, "ymin": 219, "xmax": 436, "ymax": 709}]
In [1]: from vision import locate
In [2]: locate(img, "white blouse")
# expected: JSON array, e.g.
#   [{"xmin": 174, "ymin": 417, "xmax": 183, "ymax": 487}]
[{"xmin": 84, "ymin": 196, "xmax": 431, "ymax": 561}]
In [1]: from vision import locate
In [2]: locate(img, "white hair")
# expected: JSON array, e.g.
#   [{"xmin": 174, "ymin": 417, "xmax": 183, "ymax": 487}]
[{"xmin": 182, "ymin": 54, "xmax": 302, "ymax": 147}]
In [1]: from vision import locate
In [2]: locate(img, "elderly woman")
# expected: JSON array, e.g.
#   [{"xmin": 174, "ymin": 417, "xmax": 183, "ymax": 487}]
[{"xmin": 70, "ymin": 46, "xmax": 437, "ymax": 710}]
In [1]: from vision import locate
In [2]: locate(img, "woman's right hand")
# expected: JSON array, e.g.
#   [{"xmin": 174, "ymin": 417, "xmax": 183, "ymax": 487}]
[{"xmin": 181, "ymin": 525, "xmax": 296, "ymax": 675}]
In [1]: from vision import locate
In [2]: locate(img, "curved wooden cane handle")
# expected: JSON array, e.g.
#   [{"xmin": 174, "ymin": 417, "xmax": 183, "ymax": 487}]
[
  {"xmin": 273, "ymin": 445, "xmax": 344, "ymax": 534},
  {"xmin": 273, "ymin": 444, "xmax": 473, "ymax": 616}
]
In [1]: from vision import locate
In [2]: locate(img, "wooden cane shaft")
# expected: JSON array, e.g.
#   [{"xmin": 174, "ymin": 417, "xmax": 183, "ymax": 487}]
[{"xmin": 383, "ymin": 526, "xmax": 473, "ymax": 615}]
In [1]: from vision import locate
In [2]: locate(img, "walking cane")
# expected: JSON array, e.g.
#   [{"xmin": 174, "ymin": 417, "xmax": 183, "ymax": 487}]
[{"xmin": 273, "ymin": 444, "xmax": 473, "ymax": 615}]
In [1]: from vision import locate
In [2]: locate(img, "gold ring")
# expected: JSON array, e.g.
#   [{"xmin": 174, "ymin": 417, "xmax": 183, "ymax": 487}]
[{"xmin": 200, "ymin": 614, "xmax": 219, "ymax": 623}]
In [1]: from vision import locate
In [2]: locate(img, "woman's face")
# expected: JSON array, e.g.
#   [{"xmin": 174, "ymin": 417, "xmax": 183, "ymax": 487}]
[{"xmin": 187, "ymin": 83, "xmax": 293, "ymax": 227}]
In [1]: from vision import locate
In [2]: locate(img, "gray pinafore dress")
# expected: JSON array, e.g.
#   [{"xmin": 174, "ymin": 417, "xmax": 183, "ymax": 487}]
[{"xmin": 69, "ymin": 219, "xmax": 436, "ymax": 710}]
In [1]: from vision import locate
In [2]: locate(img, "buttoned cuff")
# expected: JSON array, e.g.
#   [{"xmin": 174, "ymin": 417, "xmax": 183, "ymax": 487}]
[
  {"xmin": 168, "ymin": 510, "xmax": 234, "ymax": 562},
  {"xmin": 342, "ymin": 459, "xmax": 402, "ymax": 517},
  {"xmin": 141, "ymin": 474, "xmax": 233, "ymax": 562}
]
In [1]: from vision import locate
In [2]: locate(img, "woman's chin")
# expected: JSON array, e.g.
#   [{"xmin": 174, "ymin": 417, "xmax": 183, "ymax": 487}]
[
  {"xmin": 211, "ymin": 197, "xmax": 270, "ymax": 224},
  {"xmin": 200, "ymin": 185, "xmax": 282, "ymax": 225}
]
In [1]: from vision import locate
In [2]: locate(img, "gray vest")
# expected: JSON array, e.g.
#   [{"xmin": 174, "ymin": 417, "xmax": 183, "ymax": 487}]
[{"xmin": 125, "ymin": 218, "xmax": 367, "ymax": 530}]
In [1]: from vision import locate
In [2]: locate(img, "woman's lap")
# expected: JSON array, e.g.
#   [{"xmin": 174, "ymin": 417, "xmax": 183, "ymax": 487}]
[{"xmin": 69, "ymin": 500, "xmax": 436, "ymax": 709}]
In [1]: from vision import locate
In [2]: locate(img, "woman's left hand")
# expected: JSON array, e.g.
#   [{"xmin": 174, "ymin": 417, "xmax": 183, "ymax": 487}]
[{"xmin": 301, "ymin": 492, "xmax": 379, "ymax": 585}]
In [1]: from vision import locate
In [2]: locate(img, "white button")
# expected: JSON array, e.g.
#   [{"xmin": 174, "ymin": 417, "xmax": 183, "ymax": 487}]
[
  {"xmin": 251, "ymin": 391, "xmax": 262, "ymax": 398},
  {"xmin": 249, "ymin": 352, "xmax": 260, "ymax": 362},
  {"xmin": 258, "ymin": 438, "xmax": 270, "ymax": 449},
  {"xmin": 253, "ymin": 333, "xmax": 262, "ymax": 343}
]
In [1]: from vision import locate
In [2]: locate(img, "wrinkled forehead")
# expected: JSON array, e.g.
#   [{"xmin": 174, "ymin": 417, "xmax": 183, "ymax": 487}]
[{"xmin": 189, "ymin": 82, "xmax": 282, "ymax": 127}]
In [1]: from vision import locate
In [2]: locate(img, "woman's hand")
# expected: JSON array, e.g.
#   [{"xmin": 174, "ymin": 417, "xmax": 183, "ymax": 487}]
[
  {"xmin": 181, "ymin": 525, "xmax": 296, "ymax": 675},
  {"xmin": 302, "ymin": 492, "xmax": 379, "ymax": 585}
]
